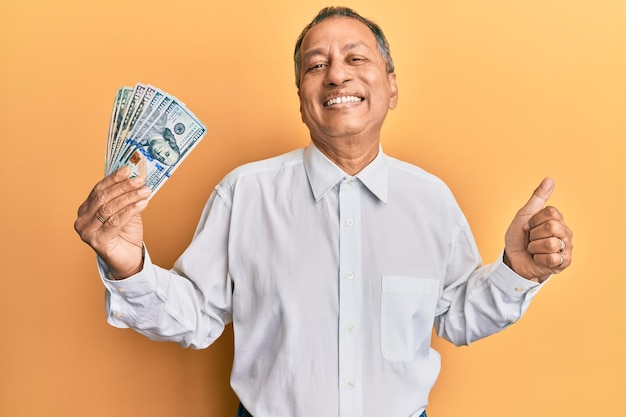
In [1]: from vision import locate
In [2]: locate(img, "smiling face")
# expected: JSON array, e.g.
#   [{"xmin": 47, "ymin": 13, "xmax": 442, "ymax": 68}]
[{"xmin": 297, "ymin": 16, "xmax": 398, "ymax": 151}]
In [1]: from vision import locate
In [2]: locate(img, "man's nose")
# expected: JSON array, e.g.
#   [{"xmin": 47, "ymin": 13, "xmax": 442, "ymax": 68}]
[{"xmin": 324, "ymin": 60, "xmax": 352, "ymax": 86}]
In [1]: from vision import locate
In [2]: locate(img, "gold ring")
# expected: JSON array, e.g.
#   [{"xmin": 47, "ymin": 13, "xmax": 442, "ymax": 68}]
[
  {"xmin": 559, "ymin": 238, "xmax": 566, "ymax": 253},
  {"xmin": 96, "ymin": 212, "xmax": 107, "ymax": 224}
]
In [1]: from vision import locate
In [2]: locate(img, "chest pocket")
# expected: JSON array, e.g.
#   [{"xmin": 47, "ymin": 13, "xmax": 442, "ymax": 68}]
[{"xmin": 381, "ymin": 275, "xmax": 440, "ymax": 363}]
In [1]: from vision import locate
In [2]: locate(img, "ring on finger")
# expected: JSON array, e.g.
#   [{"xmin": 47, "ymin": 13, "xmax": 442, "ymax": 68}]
[
  {"xmin": 96, "ymin": 212, "xmax": 107, "ymax": 224},
  {"xmin": 558, "ymin": 238, "xmax": 566, "ymax": 253},
  {"xmin": 556, "ymin": 254, "xmax": 564, "ymax": 267}
]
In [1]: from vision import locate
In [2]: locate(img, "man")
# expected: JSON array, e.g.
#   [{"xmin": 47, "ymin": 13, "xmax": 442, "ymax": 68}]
[{"xmin": 75, "ymin": 7, "xmax": 573, "ymax": 417}]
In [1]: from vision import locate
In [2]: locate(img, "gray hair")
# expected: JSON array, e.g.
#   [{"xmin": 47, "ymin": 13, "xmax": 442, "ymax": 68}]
[{"xmin": 293, "ymin": 6, "xmax": 395, "ymax": 88}]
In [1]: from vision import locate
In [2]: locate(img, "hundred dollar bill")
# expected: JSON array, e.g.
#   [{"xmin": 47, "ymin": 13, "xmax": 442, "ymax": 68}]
[
  {"xmin": 110, "ymin": 86, "xmax": 134, "ymax": 152},
  {"xmin": 115, "ymin": 97, "xmax": 207, "ymax": 197},
  {"xmin": 116, "ymin": 85, "xmax": 157, "ymax": 152},
  {"xmin": 109, "ymin": 83, "xmax": 147, "ymax": 168},
  {"xmin": 111, "ymin": 91, "xmax": 171, "ymax": 173},
  {"xmin": 107, "ymin": 85, "xmax": 160, "ymax": 174},
  {"xmin": 106, "ymin": 86, "xmax": 133, "ymax": 172},
  {"xmin": 105, "ymin": 87, "xmax": 123, "ymax": 169}
]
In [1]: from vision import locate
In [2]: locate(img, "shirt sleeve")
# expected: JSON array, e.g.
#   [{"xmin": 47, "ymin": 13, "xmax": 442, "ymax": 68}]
[
  {"xmin": 98, "ymin": 190, "xmax": 234, "ymax": 349},
  {"xmin": 434, "ymin": 217, "xmax": 545, "ymax": 346}
]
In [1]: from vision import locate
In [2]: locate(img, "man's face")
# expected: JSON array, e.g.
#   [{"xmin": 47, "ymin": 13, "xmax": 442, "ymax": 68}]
[
  {"xmin": 297, "ymin": 16, "xmax": 398, "ymax": 145},
  {"xmin": 149, "ymin": 136, "xmax": 180, "ymax": 166}
]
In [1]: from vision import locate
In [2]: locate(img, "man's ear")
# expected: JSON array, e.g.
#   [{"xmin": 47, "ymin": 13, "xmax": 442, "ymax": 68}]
[
  {"xmin": 297, "ymin": 89, "xmax": 305, "ymax": 122},
  {"xmin": 388, "ymin": 72, "xmax": 398, "ymax": 110}
]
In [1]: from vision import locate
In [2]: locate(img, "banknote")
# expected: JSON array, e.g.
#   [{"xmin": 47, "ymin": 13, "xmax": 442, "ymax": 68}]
[
  {"xmin": 113, "ymin": 85, "xmax": 157, "ymax": 161},
  {"xmin": 105, "ymin": 84, "xmax": 207, "ymax": 198},
  {"xmin": 111, "ymin": 93, "xmax": 172, "ymax": 174},
  {"xmin": 105, "ymin": 88, "xmax": 123, "ymax": 170},
  {"xmin": 109, "ymin": 83, "xmax": 147, "ymax": 168},
  {"xmin": 105, "ymin": 86, "xmax": 132, "ymax": 172},
  {"xmin": 107, "ymin": 84, "xmax": 161, "ymax": 174}
]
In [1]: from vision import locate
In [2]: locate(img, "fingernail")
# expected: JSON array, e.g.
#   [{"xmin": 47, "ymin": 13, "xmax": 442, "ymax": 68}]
[
  {"xmin": 119, "ymin": 165, "xmax": 131, "ymax": 176},
  {"xmin": 138, "ymin": 186, "xmax": 152, "ymax": 196}
]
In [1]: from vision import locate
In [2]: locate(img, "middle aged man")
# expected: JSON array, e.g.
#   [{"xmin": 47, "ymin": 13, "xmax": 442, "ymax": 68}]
[{"xmin": 75, "ymin": 7, "xmax": 573, "ymax": 417}]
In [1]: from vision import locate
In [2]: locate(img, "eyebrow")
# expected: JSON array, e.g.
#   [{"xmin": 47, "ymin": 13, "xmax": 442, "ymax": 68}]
[{"xmin": 302, "ymin": 41, "xmax": 371, "ymax": 63}]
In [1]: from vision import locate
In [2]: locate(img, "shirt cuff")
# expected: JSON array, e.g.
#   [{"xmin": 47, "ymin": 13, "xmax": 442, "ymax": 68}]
[
  {"xmin": 96, "ymin": 246, "xmax": 158, "ymax": 298},
  {"xmin": 488, "ymin": 251, "xmax": 545, "ymax": 299}
]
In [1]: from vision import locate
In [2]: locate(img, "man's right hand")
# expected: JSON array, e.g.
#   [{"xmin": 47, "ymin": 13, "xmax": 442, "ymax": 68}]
[{"xmin": 74, "ymin": 166, "xmax": 152, "ymax": 280}]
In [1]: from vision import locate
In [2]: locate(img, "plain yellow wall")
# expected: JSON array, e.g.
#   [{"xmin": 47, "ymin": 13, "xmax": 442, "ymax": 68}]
[{"xmin": 1, "ymin": 0, "xmax": 624, "ymax": 416}]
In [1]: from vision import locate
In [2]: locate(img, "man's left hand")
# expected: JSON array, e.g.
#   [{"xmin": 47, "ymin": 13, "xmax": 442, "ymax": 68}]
[{"xmin": 503, "ymin": 178, "xmax": 573, "ymax": 282}]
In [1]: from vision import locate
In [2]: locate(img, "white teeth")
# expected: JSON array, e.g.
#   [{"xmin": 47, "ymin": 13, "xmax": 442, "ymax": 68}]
[{"xmin": 325, "ymin": 96, "xmax": 363, "ymax": 106}]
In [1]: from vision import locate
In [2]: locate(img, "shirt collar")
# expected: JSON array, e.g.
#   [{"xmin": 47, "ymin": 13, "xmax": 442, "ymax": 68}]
[{"xmin": 304, "ymin": 143, "xmax": 388, "ymax": 204}]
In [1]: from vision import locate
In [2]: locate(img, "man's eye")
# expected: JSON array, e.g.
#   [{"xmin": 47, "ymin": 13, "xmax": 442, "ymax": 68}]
[{"xmin": 307, "ymin": 63, "xmax": 326, "ymax": 72}]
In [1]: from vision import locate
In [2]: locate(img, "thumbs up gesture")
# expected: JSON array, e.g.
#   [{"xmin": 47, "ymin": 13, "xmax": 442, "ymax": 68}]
[{"xmin": 503, "ymin": 178, "xmax": 573, "ymax": 282}]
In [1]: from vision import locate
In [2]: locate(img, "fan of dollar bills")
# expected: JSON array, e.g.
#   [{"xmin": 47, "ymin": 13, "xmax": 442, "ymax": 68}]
[{"xmin": 105, "ymin": 83, "xmax": 207, "ymax": 198}]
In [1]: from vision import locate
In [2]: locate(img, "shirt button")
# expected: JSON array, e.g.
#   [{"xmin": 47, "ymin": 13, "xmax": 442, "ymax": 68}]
[
  {"xmin": 347, "ymin": 380, "xmax": 356, "ymax": 389},
  {"xmin": 346, "ymin": 271, "xmax": 354, "ymax": 279},
  {"xmin": 346, "ymin": 218, "xmax": 354, "ymax": 226},
  {"xmin": 514, "ymin": 287, "xmax": 524, "ymax": 293},
  {"xmin": 118, "ymin": 287, "xmax": 126, "ymax": 293},
  {"xmin": 509, "ymin": 318, "xmax": 518, "ymax": 324},
  {"xmin": 112, "ymin": 312, "xmax": 124, "ymax": 319},
  {"xmin": 347, "ymin": 324, "xmax": 355, "ymax": 334}
]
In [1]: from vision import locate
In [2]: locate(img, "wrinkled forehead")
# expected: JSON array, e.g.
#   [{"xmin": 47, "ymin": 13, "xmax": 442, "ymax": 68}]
[{"xmin": 299, "ymin": 16, "xmax": 379, "ymax": 56}]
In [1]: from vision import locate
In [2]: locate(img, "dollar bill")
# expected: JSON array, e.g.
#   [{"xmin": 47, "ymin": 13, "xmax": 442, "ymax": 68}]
[
  {"xmin": 104, "ymin": 84, "xmax": 207, "ymax": 198},
  {"xmin": 105, "ymin": 86, "xmax": 133, "ymax": 173},
  {"xmin": 120, "ymin": 98, "xmax": 206, "ymax": 196},
  {"xmin": 107, "ymin": 85, "xmax": 160, "ymax": 174},
  {"xmin": 111, "ymin": 92, "xmax": 171, "ymax": 174},
  {"xmin": 105, "ymin": 88, "xmax": 123, "ymax": 169},
  {"xmin": 109, "ymin": 83, "xmax": 147, "ymax": 169}
]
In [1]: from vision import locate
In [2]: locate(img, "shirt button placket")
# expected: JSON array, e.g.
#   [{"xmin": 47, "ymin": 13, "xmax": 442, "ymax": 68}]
[{"xmin": 338, "ymin": 177, "xmax": 363, "ymax": 417}]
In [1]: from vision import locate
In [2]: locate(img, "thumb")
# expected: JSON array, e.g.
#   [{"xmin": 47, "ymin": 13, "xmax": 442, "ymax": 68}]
[{"xmin": 517, "ymin": 177, "xmax": 555, "ymax": 218}]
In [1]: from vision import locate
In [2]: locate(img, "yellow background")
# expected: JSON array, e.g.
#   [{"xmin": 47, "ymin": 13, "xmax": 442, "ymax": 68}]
[{"xmin": 1, "ymin": 0, "xmax": 624, "ymax": 416}]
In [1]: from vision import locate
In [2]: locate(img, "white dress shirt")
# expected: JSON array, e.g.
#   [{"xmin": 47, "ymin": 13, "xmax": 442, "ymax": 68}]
[{"xmin": 100, "ymin": 144, "xmax": 542, "ymax": 417}]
